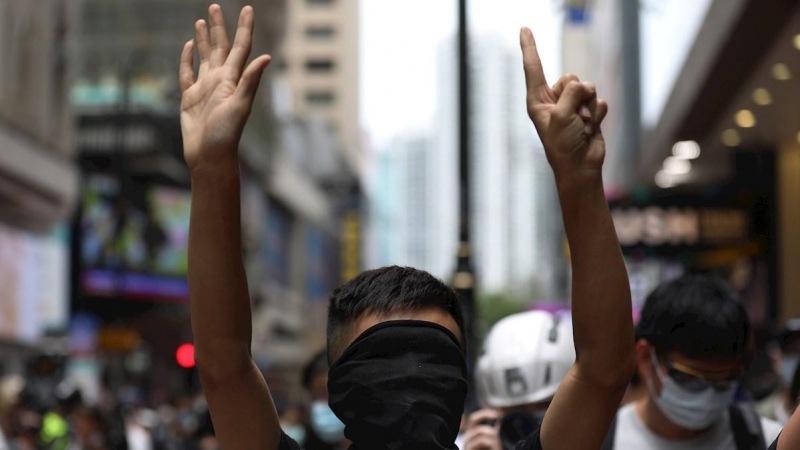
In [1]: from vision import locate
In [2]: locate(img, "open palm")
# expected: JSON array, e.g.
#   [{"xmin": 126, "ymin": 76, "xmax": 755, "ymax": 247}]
[
  {"xmin": 179, "ymin": 4, "xmax": 271, "ymax": 172},
  {"xmin": 520, "ymin": 28, "xmax": 608, "ymax": 179}
]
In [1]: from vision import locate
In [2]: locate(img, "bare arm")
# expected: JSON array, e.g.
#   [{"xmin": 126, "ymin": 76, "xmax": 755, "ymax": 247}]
[
  {"xmin": 180, "ymin": 5, "xmax": 280, "ymax": 450},
  {"xmin": 519, "ymin": 27, "xmax": 635, "ymax": 450}
]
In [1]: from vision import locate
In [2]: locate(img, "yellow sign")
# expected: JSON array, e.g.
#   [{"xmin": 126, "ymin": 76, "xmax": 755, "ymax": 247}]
[
  {"xmin": 341, "ymin": 211, "xmax": 361, "ymax": 283},
  {"xmin": 98, "ymin": 328, "xmax": 141, "ymax": 352}
]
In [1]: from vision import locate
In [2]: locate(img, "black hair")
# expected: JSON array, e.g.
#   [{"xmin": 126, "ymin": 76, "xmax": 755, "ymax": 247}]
[
  {"xmin": 302, "ymin": 350, "xmax": 329, "ymax": 389},
  {"xmin": 326, "ymin": 266, "xmax": 465, "ymax": 362},
  {"xmin": 636, "ymin": 274, "xmax": 749, "ymax": 360}
]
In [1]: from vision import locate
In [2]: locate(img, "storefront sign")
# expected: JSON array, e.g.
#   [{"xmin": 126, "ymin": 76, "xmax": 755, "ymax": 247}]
[{"xmin": 611, "ymin": 207, "xmax": 749, "ymax": 247}]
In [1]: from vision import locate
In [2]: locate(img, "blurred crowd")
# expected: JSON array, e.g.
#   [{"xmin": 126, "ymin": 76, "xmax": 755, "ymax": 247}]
[
  {"xmin": 0, "ymin": 376, "xmax": 219, "ymax": 450},
  {"xmin": 0, "ymin": 348, "xmax": 354, "ymax": 450}
]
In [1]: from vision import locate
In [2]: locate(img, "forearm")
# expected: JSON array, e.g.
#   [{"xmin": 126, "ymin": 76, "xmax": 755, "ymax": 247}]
[
  {"xmin": 556, "ymin": 172, "xmax": 634, "ymax": 387},
  {"xmin": 188, "ymin": 158, "xmax": 253, "ymax": 376}
]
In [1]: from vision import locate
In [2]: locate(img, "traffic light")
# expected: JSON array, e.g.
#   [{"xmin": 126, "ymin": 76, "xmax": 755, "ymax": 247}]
[{"xmin": 175, "ymin": 343, "xmax": 195, "ymax": 369}]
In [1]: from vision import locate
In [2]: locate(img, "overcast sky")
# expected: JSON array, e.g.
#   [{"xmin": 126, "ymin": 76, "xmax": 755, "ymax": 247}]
[{"xmin": 360, "ymin": 0, "xmax": 563, "ymax": 148}]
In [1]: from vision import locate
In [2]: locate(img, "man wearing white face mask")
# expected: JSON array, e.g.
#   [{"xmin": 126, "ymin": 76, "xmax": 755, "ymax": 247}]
[
  {"xmin": 601, "ymin": 275, "xmax": 783, "ymax": 450},
  {"xmin": 301, "ymin": 351, "xmax": 348, "ymax": 450}
]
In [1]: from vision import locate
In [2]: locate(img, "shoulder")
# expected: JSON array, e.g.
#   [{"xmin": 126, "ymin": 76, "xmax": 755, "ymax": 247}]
[{"xmin": 760, "ymin": 417, "xmax": 784, "ymax": 445}]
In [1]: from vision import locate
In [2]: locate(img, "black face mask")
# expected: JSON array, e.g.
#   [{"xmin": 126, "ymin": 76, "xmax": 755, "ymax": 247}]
[{"xmin": 328, "ymin": 320, "xmax": 468, "ymax": 450}]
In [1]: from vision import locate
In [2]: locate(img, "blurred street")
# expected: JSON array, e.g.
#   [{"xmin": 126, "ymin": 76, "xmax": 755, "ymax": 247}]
[{"xmin": 0, "ymin": 0, "xmax": 799, "ymax": 449}]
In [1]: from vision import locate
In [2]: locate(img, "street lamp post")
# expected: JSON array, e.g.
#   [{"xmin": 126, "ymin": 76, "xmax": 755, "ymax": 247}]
[{"xmin": 452, "ymin": 0, "xmax": 477, "ymax": 410}]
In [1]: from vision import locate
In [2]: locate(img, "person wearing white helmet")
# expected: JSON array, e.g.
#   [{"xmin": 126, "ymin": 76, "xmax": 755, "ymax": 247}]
[{"xmin": 461, "ymin": 310, "xmax": 575, "ymax": 450}]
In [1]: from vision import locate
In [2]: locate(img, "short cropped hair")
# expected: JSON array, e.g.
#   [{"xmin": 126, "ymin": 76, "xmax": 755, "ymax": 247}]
[
  {"xmin": 636, "ymin": 274, "xmax": 749, "ymax": 360},
  {"xmin": 326, "ymin": 266, "xmax": 465, "ymax": 362}
]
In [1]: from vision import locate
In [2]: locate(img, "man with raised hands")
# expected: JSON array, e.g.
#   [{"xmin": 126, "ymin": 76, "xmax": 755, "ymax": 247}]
[{"xmin": 180, "ymin": 4, "xmax": 634, "ymax": 449}]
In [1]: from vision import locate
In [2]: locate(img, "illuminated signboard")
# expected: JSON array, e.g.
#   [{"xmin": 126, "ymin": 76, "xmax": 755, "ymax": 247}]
[{"xmin": 611, "ymin": 207, "xmax": 749, "ymax": 247}]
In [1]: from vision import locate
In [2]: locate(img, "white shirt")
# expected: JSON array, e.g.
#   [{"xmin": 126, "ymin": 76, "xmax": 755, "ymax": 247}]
[
  {"xmin": 126, "ymin": 423, "xmax": 154, "ymax": 450},
  {"xmin": 613, "ymin": 403, "xmax": 783, "ymax": 450}
]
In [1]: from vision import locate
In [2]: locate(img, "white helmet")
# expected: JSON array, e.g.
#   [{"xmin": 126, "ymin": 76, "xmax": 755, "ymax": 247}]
[{"xmin": 477, "ymin": 310, "xmax": 575, "ymax": 408}]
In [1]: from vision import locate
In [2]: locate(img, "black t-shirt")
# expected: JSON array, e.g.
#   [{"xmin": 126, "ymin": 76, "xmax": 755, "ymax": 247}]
[
  {"xmin": 280, "ymin": 431, "xmax": 301, "ymax": 450},
  {"xmin": 768, "ymin": 435, "xmax": 779, "ymax": 450},
  {"xmin": 279, "ymin": 428, "xmax": 544, "ymax": 450},
  {"xmin": 513, "ymin": 427, "xmax": 543, "ymax": 450}
]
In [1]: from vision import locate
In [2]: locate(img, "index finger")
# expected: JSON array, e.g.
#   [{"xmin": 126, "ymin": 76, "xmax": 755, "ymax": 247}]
[
  {"xmin": 520, "ymin": 27, "xmax": 548, "ymax": 102},
  {"xmin": 468, "ymin": 409, "xmax": 502, "ymax": 428}
]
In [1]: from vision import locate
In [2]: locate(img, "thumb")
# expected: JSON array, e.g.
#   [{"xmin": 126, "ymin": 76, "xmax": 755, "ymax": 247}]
[{"xmin": 235, "ymin": 55, "xmax": 272, "ymax": 105}]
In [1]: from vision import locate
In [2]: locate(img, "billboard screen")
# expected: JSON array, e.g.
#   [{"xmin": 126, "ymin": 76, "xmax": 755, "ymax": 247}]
[{"xmin": 80, "ymin": 174, "xmax": 190, "ymax": 301}]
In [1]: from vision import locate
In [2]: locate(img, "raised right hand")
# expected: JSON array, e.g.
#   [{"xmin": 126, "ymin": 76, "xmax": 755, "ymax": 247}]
[
  {"xmin": 463, "ymin": 409, "xmax": 503, "ymax": 450},
  {"xmin": 179, "ymin": 4, "xmax": 272, "ymax": 172},
  {"xmin": 519, "ymin": 27, "xmax": 608, "ymax": 182}
]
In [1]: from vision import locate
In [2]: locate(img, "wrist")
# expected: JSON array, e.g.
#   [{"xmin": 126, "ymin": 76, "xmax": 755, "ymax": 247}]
[
  {"xmin": 189, "ymin": 156, "xmax": 241, "ymax": 184},
  {"xmin": 554, "ymin": 168, "xmax": 603, "ymax": 192}
]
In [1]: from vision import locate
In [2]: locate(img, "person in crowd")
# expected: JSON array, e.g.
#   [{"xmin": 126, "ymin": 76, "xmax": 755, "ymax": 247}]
[
  {"xmin": 40, "ymin": 380, "xmax": 82, "ymax": 450},
  {"xmin": 180, "ymin": 4, "xmax": 633, "ymax": 450},
  {"xmin": 173, "ymin": 397, "xmax": 200, "ymax": 443},
  {"xmin": 300, "ymin": 351, "xmax": 347, "ymax": 450},
  {"xmin": 759, "ymin": 319, "xmax": 800, "ymax": 424},
  {"xmin": 0, "ymin": 375, "xmax": 25, "ymax": 449},
  {"xmin": 126, "ymin": 407, "xmax": 157, "ymax": 450},
  {"xmin": 770, "ymin": 391, "xmax": 800, "ymax": 449},
  {"xmin": 601, "ymin": 274, "xmax": 783, "ymax": 450},
  {"xmin": 462, "ymin": 310, "xmax": 575, "ymax": 450},
  {"xmin": 191, "ymin": 411, "xmax": 219, "ymax": 450},
  {"xmin": 71, "ymin": 407, "xmax": 111, "ymax": 450}
]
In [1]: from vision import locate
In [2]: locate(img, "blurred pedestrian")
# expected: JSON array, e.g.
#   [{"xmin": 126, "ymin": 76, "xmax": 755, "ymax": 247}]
[
  {"xmin": 40, "ymin": 380, "xmax": 82, "ymax": 450},
  {"xmin": 300, "ymin": 351, "xmax": 346, "ymax": 450},
  {"xmin": 602, "ymin": 274, "xmax": 783, "ymax": 449},
  {"xmin": 462, "ymin": 311, "xmax": 575, "ymax": 450},
  {"xmin": 180, "ymin": 4, "xmax": 632, "ymax": 450},
  {"xmin": 758, "ymin": 319, "xmax": 800, "ymax": 424},
  {"xmin": 0, "ymin": 375, "xmax": 25, "ymax": 446},
  {"xmin": 126, "ymin": 408, "xmax": 156, "ymax": 450},
  {"xmin": 769, "ymin": 382, "xmax": 800, "ymax": 449},
  {"xmin": 190, "ymin": 411, "xmax": 218, "ymax": 450},
  {"xmin": 71, "ymin": 407, "xmax": 111, "ymax": 450}
]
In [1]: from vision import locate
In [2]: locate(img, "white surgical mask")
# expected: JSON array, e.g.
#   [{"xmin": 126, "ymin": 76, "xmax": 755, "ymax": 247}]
[
  {"xmin": 647, "ymin": 351, "xmax": 738, "ymax": 430},
  {"xmin": 282, "ymin": 423, "xmax": 306, "ymax": 444},
  {"xmin": 780, "ymin": 354, "xmax": 800, "ymax": 385},
  {"xmin": 310, "ymin": 401, "xmax": 345, "ymax": 444}
]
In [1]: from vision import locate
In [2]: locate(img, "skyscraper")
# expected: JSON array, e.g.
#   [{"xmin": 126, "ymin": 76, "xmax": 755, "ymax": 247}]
[
  {"xmin": 373, "ymin": 134, "xmax": 434, "ymax": 271},
  {"xmin": 434, "ymin": 34, "xmax": 561, "ymax": 297},
  {"xmin": 276, "ymin": 0, "xmax": 361, "ymax": 174}
]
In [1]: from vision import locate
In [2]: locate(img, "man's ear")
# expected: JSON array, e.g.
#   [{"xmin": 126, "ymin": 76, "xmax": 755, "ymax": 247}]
[{"xmin": 635, "ymin": 339, "xmax": 655, "ymax": 382}]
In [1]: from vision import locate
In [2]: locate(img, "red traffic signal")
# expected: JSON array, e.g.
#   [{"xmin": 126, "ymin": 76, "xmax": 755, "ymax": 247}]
[{"xmin": 175, "ymin": 343, "xmax": 195, "ymax": 369}]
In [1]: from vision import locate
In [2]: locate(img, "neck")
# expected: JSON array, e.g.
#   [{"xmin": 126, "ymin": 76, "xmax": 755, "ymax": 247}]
[{"xmin": 635, "ymin": 397, "xmax": 708, "ymax": 440}]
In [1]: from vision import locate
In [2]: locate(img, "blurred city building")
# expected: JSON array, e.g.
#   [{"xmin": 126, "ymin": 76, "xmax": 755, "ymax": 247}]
[
  {"xmin": 374, "ymin": 34, "xmax": 563, "ymax": 302},
  {"xmin": 272, "ymin": 0, "xmax": 366, "ymax": 285},
  {"xmin": 373, "ymin": 134, "xmax": 434, "ymax": 271},
  {"xmin": 274, "ymin": 0, "xmax": 363, "ymax": 177},
  {"xmin": 587, "ymin": 0, "xmax": 800, "ymax": 331},
  {"xmin": 0, "ymin": 0, "xmax": 77, "ymax": 375},
  {"xmin": 0, "ymin": 0, "xmax": 372, "ymax": 406}
]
